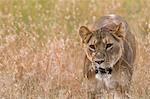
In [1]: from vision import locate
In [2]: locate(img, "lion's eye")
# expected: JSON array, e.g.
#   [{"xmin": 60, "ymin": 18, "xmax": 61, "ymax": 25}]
[
  {"xmin": 89, "ymin": 45, "xmax": 95, "ymax": 51},
  {"xmin": 106, "ymin": 43, "xmax": 113, "ymax": 50}
]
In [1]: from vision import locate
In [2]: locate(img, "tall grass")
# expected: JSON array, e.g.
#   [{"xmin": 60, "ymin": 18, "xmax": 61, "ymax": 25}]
[{"xmin": 0, "ymin": 0, "xmax": 150, "ymax": 99}]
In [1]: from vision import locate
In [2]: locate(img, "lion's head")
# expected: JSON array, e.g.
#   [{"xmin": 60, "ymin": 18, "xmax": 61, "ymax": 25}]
[{"xmin": 79, "ymin": 23, "xmax": 125, "ymax": 79}]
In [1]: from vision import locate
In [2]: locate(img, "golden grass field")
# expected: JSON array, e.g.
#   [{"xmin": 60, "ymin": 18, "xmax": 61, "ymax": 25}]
[{"xmin": 0, "ymin": 0, "xmax": 150, "ymax": 99}]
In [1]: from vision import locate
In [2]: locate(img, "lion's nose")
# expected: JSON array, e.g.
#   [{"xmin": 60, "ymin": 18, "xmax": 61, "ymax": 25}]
[{"xmin": 95, "ymin": 59, "xmax": 104, "ymax": 65}]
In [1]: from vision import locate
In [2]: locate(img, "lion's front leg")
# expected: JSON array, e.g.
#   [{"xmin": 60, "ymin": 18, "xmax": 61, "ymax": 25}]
[
  {"xmin": 87, "ymin": 91, "xmax": 96, "ymax": 99},
  {"xmin": 113, "ymin": 92, "xmax": 129, "ymax": 99},
  {"xmin": 87, "ymin": 91, "xmax": 104, "ymax": 99},
  {"xmin": 113, "ymin": 88, "xmax": 130, "ymax": 99}
]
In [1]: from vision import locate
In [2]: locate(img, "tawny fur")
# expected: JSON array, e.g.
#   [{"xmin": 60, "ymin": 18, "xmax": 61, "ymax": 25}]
[{"xmin": 79, "ymin": 15, "xmax": 136, "ymax": 99}]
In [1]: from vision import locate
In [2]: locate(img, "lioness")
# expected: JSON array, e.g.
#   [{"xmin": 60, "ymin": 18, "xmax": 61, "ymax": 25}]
[{"xmin": 79, "ymin": 15, "xmax": 136, "ymax": 99}]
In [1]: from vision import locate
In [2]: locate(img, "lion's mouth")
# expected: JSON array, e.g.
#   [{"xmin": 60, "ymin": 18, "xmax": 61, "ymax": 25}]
[{"xmin": 95, "ymin": 67, "xmax": 112, "ymax": 75}]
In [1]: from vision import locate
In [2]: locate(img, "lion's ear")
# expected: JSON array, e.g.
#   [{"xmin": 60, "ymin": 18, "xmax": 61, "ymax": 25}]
[
  {"xmin": 79, "ymin": 26, "xmax": 92, "ymax": 43},
  {"xmin": 114, "ymin": 23, "xmax": 125, "ymax": 38}
]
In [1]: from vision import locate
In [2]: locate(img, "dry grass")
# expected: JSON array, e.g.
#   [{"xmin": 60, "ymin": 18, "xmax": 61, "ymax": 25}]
[{"xmin": 0, "ymin": 0, "xmax": 150, "ymax": 99}]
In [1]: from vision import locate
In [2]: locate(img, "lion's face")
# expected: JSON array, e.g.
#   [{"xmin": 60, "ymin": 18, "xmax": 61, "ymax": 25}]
[{"xmin": 79, "ymin": 23, "xmax": 125, "ymax": 78}]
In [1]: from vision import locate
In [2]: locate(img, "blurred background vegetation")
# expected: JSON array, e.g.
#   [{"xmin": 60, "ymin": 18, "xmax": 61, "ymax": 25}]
[{"xmin": 0, "ymin": 0, "xmax": 150, "ymax": 99}]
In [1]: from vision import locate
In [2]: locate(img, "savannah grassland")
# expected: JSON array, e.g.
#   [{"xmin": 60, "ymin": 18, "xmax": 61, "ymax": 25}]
[{"xmin": 0, "ymin": 0, "xmax": 150, "ymax": 99}]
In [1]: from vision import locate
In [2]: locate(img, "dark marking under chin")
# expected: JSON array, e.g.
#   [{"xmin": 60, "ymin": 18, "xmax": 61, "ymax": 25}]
[{"xmin": 96, "ymin": 67, "xmax": 112, "ymax": 74}]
